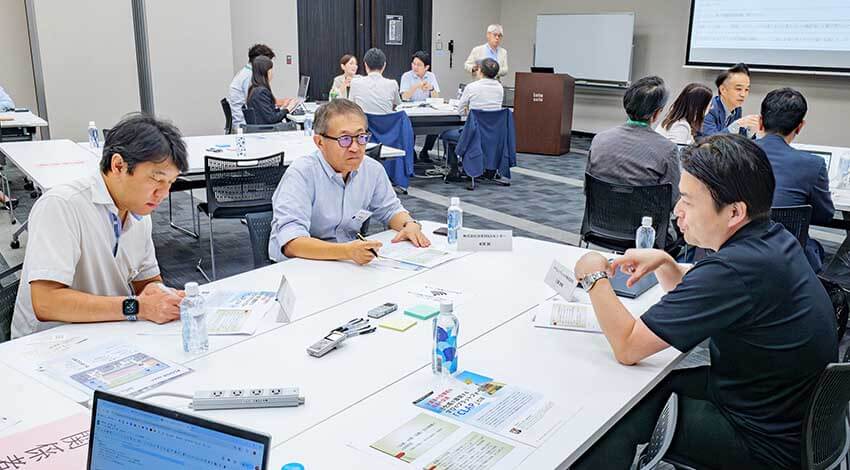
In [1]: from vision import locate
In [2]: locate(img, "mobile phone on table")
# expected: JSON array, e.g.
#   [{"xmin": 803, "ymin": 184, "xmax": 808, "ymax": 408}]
[
  {"xmin": 367, "ymin": 303, "xmax": 398, "ymax": 319},
  {"xmin": 433, "ymin": 227, "xmax": 448, "ymax": 236}
]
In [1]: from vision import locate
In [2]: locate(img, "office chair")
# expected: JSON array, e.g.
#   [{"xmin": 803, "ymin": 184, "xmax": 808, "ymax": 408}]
[
  {"xmin": 631, "ymin": 393, "xmax": 678, "ymax": 470},
  {"xmin": 580, "ymin": 173, "xmax": 673, "ymax": 253},
  {"xmin": 221, "ymin": 98, "xmax": 233, "ymax": 134},
  {"xmin": 244, "ymin": 122, "xmax": 298, "ymax": 134},
  {"xmin": 800, "ymin": 362, "xmax": 850, "ymax": 470},
  {"xmin": 0, "ymin": 263, "xmax": 23, "ymax": 343},
  {"xmin": 245, "ymin": 211, "xmax": 273, "ymax": 269},
  {"xmin": 196, "ymin": 153, "xmax": 287, "ymax": 280},
  {"xmin": 770, "ymin": 205, "xmax": 812, "ymax": 248}
]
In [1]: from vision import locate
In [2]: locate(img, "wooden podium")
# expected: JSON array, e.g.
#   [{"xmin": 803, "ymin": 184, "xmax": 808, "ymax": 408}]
[{"xmin": 514, "ymin": 72, "xmax": 575, "ymax": 155}]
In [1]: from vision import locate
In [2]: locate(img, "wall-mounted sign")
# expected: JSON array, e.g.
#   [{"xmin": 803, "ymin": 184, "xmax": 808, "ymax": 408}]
[{"xmin": 386, "ymin": 15, "xmax": 403, "ymax": 46}]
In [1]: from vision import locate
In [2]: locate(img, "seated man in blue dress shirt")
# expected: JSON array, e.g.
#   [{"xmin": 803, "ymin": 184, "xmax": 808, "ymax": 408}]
[
  {"xmin": 702, "ymin": 63, "xmax": 760, "ymax": 137},
  {"xmin": 268, "ymin": 98, "xmax": 430, "ymax": 264},
  {"xmin": 400, "ymin": 51, "xmax": 440, "ymax": 162},
  {"xmin": 756, "ymin": 87, "xmax": 834, "ymax": 272},
  {"xmin": 0, "ymin": 85, "xmax": 15, "ymax": 111}
]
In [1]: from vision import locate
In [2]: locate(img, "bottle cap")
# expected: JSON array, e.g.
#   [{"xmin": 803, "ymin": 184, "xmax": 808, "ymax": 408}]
[
  {"xmin": 88, "ymin": 121, "xmax": 96, "ymax": 127},
  {"xmin": 281, "ymin": 464, "xmax": 305, "ymax": 470},
  {"xmin": 184, "ymin": 282, "xmax": 199, "ymax": 296},
  {"xmin": 450, "ymin": 197, "xmax": 460, "ymax": 206},
  {"xmin": 641, "ymin": 216, "xmax": 652, "ymax": 227},
  {"xmin": 236, "ymin": 127, "xmax": 244, "ymax": 135},
  {"xmin": 440, "ymin": 301, "xmax": 453, "ymax": 313}
]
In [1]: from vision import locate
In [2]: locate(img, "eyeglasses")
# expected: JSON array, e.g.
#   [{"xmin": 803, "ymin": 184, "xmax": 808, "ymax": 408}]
[{"xmin": 320, "ymin": 133, "xmax": 372, "ymax": 148}]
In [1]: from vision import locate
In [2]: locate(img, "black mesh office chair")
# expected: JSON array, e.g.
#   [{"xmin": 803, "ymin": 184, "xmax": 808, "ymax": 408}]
[
  {"xmin": 801, "ymin": 362, "xmax": 850, "ymax": 470},
  {"xmin": 245, "ymin": 211, "xmax": 273, "ymax": 269},
  {"xmin": 631, "ymin": 393, "xmax": 678, "ymax": 470},
  {"xmin": 197, "ymin": 153, "xmax": 287, "ymax": 280},
  {"xmin": 0, "ymin": 264, "xmax": 23, "ymax": 343},
  {"xmin": 244, "ymin": 122, "xmax": 298, "ymax": 134},
  {"xmin": 580, "ymin": 173, "xmax": 673, "ymax": 253},
  {"xmin": 167, "ymin": 176, "xmax": 205, "ymax": 238},
  {"xmin": 220, "ymin": 98, "xmax": 233, "ymax": 134},
  {"xmin": 820, "ymin": 276, "xmax": 849, "ymax": 341},
  {"xmin": 770, "ymin": 205, "xmax": 812, "ymax": 248}
]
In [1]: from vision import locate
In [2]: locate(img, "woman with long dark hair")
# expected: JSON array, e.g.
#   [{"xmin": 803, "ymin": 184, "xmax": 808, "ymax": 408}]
[
  {"xmin": 656, "ymin": 83, "xmax": 713, "ymax": 145},
  {"xmin": 244, "ymin": 55, "xmax": 288, "ymax": 125}
]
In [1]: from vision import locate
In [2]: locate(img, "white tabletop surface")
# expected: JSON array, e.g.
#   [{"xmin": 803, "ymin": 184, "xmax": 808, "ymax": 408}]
[
  {"xmin": 0, "ymin": 222, "xmax": 681, "ymax": 468},
  {"xmin": 0, "ymin": 139, "xmax": 99, "ymax": 191},
  {"xmin": 288, "ymin": 104, "xmax": 462, "ymax": 124},
  {"xmin": 0, "ymin": 362, "xmax": 87, "ymax": 438},
  {"xmin": 0, "ymin": 111, "xmax": 48, "ymax": 128}
]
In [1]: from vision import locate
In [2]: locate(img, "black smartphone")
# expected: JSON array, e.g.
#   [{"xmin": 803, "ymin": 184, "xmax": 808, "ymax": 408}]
[{"xmin": 433, "ymin": 227, "xmax": 448, "ymax": 236}]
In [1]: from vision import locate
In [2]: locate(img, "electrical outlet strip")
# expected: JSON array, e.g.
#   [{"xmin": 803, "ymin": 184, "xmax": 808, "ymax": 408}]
[{"xmin": 191, "ymin": 387, "xmax": 305, "ymax": 411}]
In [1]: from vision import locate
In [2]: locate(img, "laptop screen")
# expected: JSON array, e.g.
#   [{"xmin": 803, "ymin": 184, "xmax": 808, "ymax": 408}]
[
  {"xmin": 88, "ymin": 391, "xmax": 269, "ymax": 470},
  {"xmin": 297, "ymin": 76, "xmax": 310, "ymax": 99},
  {"xmin": 809, "ymin": 150, "xmax": 832, "ymax": 172}
]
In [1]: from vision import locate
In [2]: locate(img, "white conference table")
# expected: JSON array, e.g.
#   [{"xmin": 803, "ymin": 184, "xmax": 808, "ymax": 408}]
[
  {"xmin": 288, "ymin": 103, "xmax": 464, "ymax": 123},
  {"xmin": 0, "ymin": 221, "xmax": 682, "ymax": 469},
  {"xmin": 0, "ymin": 111, "xmax": 48, "ymax": 143}
]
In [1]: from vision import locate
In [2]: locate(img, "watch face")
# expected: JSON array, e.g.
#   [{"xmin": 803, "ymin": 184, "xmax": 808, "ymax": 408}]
[{"xmin": 123, "ymin": 298, "xmax": 139, "ymax": 316}]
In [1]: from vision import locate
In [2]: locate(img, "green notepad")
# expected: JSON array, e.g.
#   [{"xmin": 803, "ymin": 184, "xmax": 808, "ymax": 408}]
[{"xmin": 404, "ymin": 304, "xmax": 440, "ymax": 320}]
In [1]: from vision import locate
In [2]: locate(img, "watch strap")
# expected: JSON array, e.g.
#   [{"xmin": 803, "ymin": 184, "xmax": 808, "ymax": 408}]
[{"xmin": 581, "ymin": 271, "xmax": 609, "ymax": 292}]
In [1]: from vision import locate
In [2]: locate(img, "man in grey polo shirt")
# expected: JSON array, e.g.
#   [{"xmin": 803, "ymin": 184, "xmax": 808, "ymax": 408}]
[
  {"xmin": 349, "ymin": 48, "xmax": 401, "ymax": 115},
  {"xmin": 12, "ymin": 114, "xmax": 189, "ymax": 338}
]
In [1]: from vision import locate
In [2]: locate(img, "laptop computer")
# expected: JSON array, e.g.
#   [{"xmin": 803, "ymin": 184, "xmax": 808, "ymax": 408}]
[
  {"xmin": 530, "ymin": 66, "xmax": 555, "ymax": 73},
  {"xmin": 289, "ymin": 76, "xmax": 312, "ymax": 115},
  {"xmin": 87, "ymin": 390, "xmax": 270, "ymax": 470},
  {"xmin": 610, "ymin": 270, "xmax": 659, "ymax": 299}
]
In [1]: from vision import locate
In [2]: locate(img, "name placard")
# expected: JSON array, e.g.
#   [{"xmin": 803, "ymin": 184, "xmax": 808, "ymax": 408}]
[
  {"xmin": 543, "ymin": 259, "xmax": 577, "ymax": 302},
  {"xmin": 276, "ymin": 274, "xmax": 296, "ymax": 323},
  {"xmin": 457, "ymin": 229, "xmax": 513, "ymax": 252}
]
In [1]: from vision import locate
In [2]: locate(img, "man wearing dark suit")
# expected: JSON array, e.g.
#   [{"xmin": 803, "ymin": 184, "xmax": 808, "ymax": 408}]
[
  {"xmin": 756, "ymin": 88, "xmax": 833, "ymax": 272},
  {"xmin": 702, "ymin": 63, "xmax": 760, "ymax": 138}
]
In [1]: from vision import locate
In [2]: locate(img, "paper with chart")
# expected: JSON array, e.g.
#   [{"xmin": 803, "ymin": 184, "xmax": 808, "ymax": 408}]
[
  {"xmin": 41, "ymin": 341, "xmax": 191, "ymax": 398},
  {"xmin": 379, "ymin": 241, "xmax": 463, "ymax": 268},
  {"xmin": 408, "ymin": 285, "xmax": 465, "ymax": 308},
  {"xmin": 368, "ymin": 413, "xmax": 529, "ymax": 470},
  {"xmin": 413, "ymin": 371, "xmax": 569, "ymax": 447},
  {"xmin": 137, "ymin": 289, "xmax": 277, "ymax": 336},
  {"xmin": 531, "ymin": 300, "xmax": 602, "ymax": 333}
]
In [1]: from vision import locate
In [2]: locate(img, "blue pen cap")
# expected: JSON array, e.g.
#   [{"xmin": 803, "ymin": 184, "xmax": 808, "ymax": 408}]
[{"xmin": 281, "ymin": 463, "xmax": 305, "ymax": 470}]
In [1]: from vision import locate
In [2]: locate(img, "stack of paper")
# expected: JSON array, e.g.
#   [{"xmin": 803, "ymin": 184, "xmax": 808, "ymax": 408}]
[{"xmin": 531, "ymin": 301, "xmax": 602, "ymax": 333}]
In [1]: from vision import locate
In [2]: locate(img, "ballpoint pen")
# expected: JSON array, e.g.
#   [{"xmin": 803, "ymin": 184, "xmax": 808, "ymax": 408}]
[{"xmin": 356, "ymin": 233, "xmax": 380, "ymax": 258}]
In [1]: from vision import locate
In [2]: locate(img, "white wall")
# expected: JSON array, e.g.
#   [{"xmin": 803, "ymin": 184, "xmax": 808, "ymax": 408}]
[
  {"xmin": 0, "ymin": 0, "xmax": 37, "ymax": 118},
  {"xmin": 431, "ymin": 0, "xmax": 501, "ymax": 101},
  {"xmin": 145, "ymin": 0, "xmax": 234, "ymax": 136},
  {"xmin": 498, "ymin": 0, "xmax": 850, "ymax": 147},
  {"xmin": 30, "ymin": 0, "xmax": 140, "ymax": 141},
  {"xmin": 229, "ymin": 0, "xmax": 300, "ymax": 99}
]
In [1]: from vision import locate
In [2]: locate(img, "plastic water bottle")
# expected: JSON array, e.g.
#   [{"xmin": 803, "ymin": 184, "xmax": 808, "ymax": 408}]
[
  {"xmin": 432, "ymin": 301, "xmax": 459, "ymax": 378},
  {"xmin": 329, "ymin": 88, "xmax": 339, "ymax": 101},
  {"xmin": 235, "ymin": 127, "xmax": 247, "ymax": 158},
  {"xmin": 87, "ymin": 121, "xmax": 100, "ymax": 148},
  {"xmin": 181, "ymin": 282, "xmax": 208, "ymax": 354},
  {"xmin": 447, "ymin": 197, "xmax": 463, "ymax": 246},
  {"xmin": 304, "ymin": 117, "xmax": 313, "ymax": 136},
  {"xmin": 635, "ymin": 216, "xmax": 656, "ymax": 249}
]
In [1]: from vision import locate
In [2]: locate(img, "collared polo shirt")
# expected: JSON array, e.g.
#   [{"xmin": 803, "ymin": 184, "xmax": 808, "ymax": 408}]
[
  {"xmin": 642, "ymin": 221, "xmax": 837, "ymax": 469},
  {"xmin": 399, "ymin": 71, "xmax": 441, "ymax": 102},
  {"xmin": 12, "ymin": 173, "xmax": 160, "ymax": 338},
  {"xmin": 268, "ymin": 150, "xmax": 406, "ymax": 261},
  {"xmin": 228, "ymin": 64, "xmax": 253, "ymax": 128},
  {"xmin": 349, "ymin": 72, "xmax": 402, "ymax": 115}
]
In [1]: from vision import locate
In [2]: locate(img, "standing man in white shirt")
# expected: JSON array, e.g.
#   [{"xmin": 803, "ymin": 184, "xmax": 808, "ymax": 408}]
[
  {"xmin": 11, "ymin": 114, "xmax": 188, "ymax": 338},
  {"xmin": 227, "ymin": 44, "xmax": 296, "ymax": 131},
  {"xmin": 464, "ymin": 24, "xmax": 509, "ymax": 81},
  {"xmin": 349, "ymin": 48, "xmax": 402, "ymax": 115}
]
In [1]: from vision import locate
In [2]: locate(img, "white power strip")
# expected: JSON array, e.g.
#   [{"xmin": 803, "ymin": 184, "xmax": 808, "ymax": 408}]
[{"xmin": 191, "ymin": 387, "xmax": 305, "ymax": 411}]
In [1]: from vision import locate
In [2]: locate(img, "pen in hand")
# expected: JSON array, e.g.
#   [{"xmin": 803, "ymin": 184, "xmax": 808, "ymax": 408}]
[{"xmin": 356, "ymin": 233, "xmax": 380, "ymax": 259}]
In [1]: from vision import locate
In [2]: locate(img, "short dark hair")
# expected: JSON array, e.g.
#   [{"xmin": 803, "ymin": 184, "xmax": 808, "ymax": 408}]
[
  {"xmin": 313, "ymin": 98, "xmax": 367, "ymax": 136},
  {"xmin": 339, "ymin": 54, "xmax": 356, "ymax": 67},
  {"xmin": 363, "ymin": 48, "xmax": 387, "ymax": 71},
  {"xmin": 681, "ymin": 134, "xmax": 775, "ymax": 222},
  {"xmin": 623, "ymin": 76, "xmax": 668, "ymax": 122},
  {"xmin": 248, "ymin": 44, "xmax": 275, "ymax": 62},
  {"xmin": 761, "ymin": 87, "xmax": 807, "ymax": 136},
  {"xmin": 715, "ymin": 62, "xmax": 750, "ymax": 89},
  {"xmin": 479, "ymin": 58, "xmax": 499, "ymax": 79},
  {"xmin": 411, "ymin": 50, "xmax": 431, "ymax": 68},
  {"xmin": 101, "ymin": 114, "xmax": 188, "ymax": 174}
]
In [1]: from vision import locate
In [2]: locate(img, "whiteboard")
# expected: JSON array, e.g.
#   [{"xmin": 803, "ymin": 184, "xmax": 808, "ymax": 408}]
[{"xmin": 534, "ymin": 13, "xmax": 635, "ymax": 84}]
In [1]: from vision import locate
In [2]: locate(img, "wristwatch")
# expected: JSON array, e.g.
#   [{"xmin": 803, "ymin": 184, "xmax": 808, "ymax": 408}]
[
  {"xmin": 402, "ymin": 219, "xmax": 421, "ymax": 229},
  {"xmin": 123, "ymin": 296, "xmax": 139, "ymax": 321},
  {"xmin": 579, "ymin": 271, "xmax": 609, "ymax": 293}
]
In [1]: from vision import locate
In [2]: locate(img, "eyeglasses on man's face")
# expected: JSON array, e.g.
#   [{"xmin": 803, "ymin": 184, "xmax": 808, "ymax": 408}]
[{"xmin": 320, "ymin": 132, "xmax": 372, "ymax": 148}]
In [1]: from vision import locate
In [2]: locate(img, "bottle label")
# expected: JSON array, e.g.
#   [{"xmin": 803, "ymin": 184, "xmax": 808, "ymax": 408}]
[{"xmin": 434, "ymin": 326, "xmax": 458, "ymax": 374}]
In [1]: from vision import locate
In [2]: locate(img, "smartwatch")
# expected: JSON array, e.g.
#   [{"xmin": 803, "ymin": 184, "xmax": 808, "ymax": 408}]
[
  {"xmin": 579, "ymin": 271, "xmax": 609, "ymax": 293},
  {"xmin": 123, "ymin": 296, "xmax": 139, "ymax": 321}
]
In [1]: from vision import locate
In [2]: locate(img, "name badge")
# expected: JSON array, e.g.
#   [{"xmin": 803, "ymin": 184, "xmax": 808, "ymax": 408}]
[
  {"xmin": 457, "ymin": 229, "xmax": 513, "ymax": 251},
  {"xmin": 276, "ymin": 274, "xmax": 296, "ymax": 323},
  {"xmin": 544, "ymin": 259, "xmax": 577, "ymax": 302}
]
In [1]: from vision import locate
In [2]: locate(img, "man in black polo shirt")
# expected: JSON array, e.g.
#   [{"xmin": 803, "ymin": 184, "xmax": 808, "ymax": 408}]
[{"xmin": 572, "ymin": 134, "xmax": 837, "ymax": 470}]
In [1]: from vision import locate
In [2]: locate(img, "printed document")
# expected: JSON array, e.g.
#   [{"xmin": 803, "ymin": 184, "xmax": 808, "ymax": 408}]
[
  {"xmin": 0, "ymin": 413, "xmax": 90, "ymax": 469},
  {"xmin": 380, "ymin": 242, "xmax": 463, "ymax": 268},
  {"xmin": 531, "ymin": 301, "xmax": 602, "ymax": 333}
]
